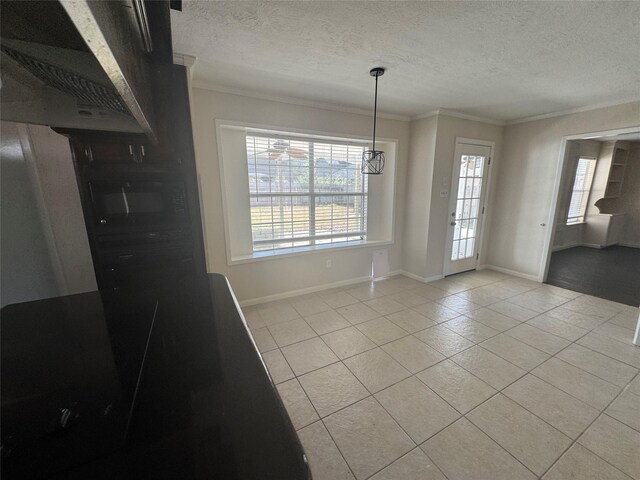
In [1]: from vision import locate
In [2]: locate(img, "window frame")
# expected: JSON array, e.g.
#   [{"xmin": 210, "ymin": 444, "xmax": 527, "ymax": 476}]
[
  {"xmin": 215, "ymin": 120, "xmax": 397, "ymax": 266},
  {"xmin": 566, "ymin": 156, "xmax": 597, "ymax": 225},
  {"xmin": 246, "ymin": 132, "xmax": 370, "ymax": 253}
]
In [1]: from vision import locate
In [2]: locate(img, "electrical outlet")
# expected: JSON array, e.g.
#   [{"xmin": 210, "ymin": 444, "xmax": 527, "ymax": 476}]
[{"xmin": 325, "ymin": 259, "xmax": 332, "ymax": 268}]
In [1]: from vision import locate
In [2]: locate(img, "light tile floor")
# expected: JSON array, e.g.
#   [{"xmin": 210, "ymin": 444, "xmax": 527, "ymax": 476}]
[{"xmin": 243, "ymin": 270, "xmax": 640, "ymax": 480}]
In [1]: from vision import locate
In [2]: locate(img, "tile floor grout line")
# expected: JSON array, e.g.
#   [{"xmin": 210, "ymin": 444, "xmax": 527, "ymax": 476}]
[
  {"xmin": 249, "ymin": 273, "xmax": 637, "ymax": 479},
  {"xmin": 268, "ymin": 302, "xmax": 632, "ymax": 401},
  {"xmin": 453, "ymin": 317, "xmax": 638, "ymax": 478},
  {"xmin": 315, "ymin": 417, "xmax": 360, "ymax": 480},
  {"xmin": 536, "ymin": 369, "xmax": 640, "ymax": 480}
]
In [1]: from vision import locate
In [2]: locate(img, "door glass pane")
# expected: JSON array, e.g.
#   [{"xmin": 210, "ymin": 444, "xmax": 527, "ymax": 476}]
[
  {"xmin": 472, "ymin": 179, "xmax": 482, "ymax": 198},
  {"xmin": 459, "ymin": 156, "xmax": 468, "ymax": 177},
  {"xmin": 456, "ymin": 199, "xmax": 464, "ymax": 219},
  {"xmin": 462, "ymin": 200, "xmax": 472, "ymax": 219},
  {"xmin": 465, "ymin": 238, "xmax": 475, "ymax": 258},
  {"xmin": 459, "ymin": 239, "xmax": 467, "ymax": 259},
  {"xmin": 460, "ymin": 219, "xmax": 471, "ymax": 238},
  {"xmin": 470, "ymin": 199, "xmax": 480, "ymax": 218},
  {"xmin": 451, "ymin": 240, "xmax": 460, "ymax": 260},
  {"xmin": 474, "ymin": 157, "xmax": 484, "ymax": 177},
  {"xmin": 467, "ymin": 219, "xmax": 477, "ymax": 238},
  {"xmin": 458, "ymin": 178, "xmax": 466, "ymax": 199}
]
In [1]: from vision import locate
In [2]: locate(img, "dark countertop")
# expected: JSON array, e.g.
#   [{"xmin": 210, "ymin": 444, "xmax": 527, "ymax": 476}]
[{"xmin": 1, "ymin": 274, "xmax": 311, "ymax": 480}]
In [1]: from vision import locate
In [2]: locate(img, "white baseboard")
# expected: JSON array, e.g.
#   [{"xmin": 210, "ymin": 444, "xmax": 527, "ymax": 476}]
[
  {"xmin": 396, "ymin": 270, "xmax": 425, "ymax": 282},
  {"xmin": 397, "ymin": 270, "xmax": 444, "ymax": 283},
  {"xmin": 483, "ymin": 265, "xmax": 540, "ymax": 282},
  {"xmin": 424, "ymin": 274, "xmax": 445, "ymax": 283},
  {"xmin": 240, "ymin": 274, "xmax": 373, "ymax": 306},
  {"xmin": 239, "ymin": 269, "xmax": 447, "ymax": 306},
  {"xmin": 552, "ymin": 242, "xmax": 580, "ymax": 252},
  {"xmin": 581, "ymin": 243, "xmax": 604, "ymax": 249}
]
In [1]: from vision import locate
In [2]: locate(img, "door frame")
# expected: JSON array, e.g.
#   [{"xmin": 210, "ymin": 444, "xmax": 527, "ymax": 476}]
[
  {"xmin": 538, "ymin": 126, "xmax": 640, "ymax": 283},
  {"xmin": 443, "ymin": 137, "xmax": 496, "ymax": 276}
]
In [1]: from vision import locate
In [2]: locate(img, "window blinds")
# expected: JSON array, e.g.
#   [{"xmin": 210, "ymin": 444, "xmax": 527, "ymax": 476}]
[{"xmin": 246, "ymin": 133, "xmax": 369, "ymax": 251}]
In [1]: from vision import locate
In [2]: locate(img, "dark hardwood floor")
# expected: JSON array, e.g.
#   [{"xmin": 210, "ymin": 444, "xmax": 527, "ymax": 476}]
[{"xmin": 546, "ymin": 245, "xmax": 640, "ymax": 307}]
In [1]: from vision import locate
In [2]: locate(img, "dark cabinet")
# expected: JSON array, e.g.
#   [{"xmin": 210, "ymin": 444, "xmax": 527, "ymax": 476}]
[
  {"xmin": 65, "ymin": 135, "xmax": 173, "ymax": 165},
  {"xmin": 88, "ymin": 142, "xmax": 139, "ymax": 163}
]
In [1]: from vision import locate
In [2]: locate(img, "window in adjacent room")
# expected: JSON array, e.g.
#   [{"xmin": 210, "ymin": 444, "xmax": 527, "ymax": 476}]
[
  {"xmin": 566, "ymin": 157, "xmax": 596, "ymax": 224},
  {"xmin": 245, "ymin": 133, "xmax": 369, "ymax": 252}
]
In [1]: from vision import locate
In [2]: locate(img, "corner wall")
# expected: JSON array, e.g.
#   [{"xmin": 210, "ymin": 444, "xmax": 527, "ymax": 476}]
[{"xmin": 402, "ymin": 116, "xmax": 438, "ymax": 278}]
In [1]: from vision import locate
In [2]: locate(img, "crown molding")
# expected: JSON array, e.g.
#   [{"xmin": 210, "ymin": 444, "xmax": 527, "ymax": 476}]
[
  {"xmin": 410, "ymin": 110, "xmax": 440, "ymax": 121},
  {"xmin": 173, "ymin": 52, "xmax": 197, "ymax": 68},
  {"xmin": 411, "ymin": 108, "xmax": 505, "ymax": 126},
  {"xmin": 437, "ymin": 108, "xmax": 506, "ymax": 126},
  {"xmin": 185, "ymin": 76, "xmax": 639, "ymax": 127},
  {"xmin": 190, "ymin": 80, "xmax": 412, "ymax": 122},
  {"xmin": 506, "ymin": 98, "xmax": 640, "ymax": 125}
]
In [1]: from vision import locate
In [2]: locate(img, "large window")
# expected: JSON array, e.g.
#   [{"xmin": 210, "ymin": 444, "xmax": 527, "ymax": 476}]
[
  {"xmin": 246, "ymin": 133, "xmax": 369, "ymax": 252},
  {"xmin": 566, "ymin": 157, "xmax": 596, "ymax": 224}
]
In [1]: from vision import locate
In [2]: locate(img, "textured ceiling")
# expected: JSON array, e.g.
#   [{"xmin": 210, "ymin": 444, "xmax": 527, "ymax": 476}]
[{"xmin": 171, "ymin": 1, "xmax": 640, "ymax": 121}]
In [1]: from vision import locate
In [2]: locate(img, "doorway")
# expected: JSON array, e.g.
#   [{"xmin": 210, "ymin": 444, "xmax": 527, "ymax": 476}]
[
  {"xmin": 542, "ymin": 128, "xmax": 640, "ymax": 306},
  {"xmin": 444, "ymin": 139, "xmax": 493, "ymax": 276}
]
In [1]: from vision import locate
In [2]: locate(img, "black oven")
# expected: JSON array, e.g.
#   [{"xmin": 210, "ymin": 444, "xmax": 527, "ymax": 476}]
[{"xmin": 88, "ymin": 179, "xmax": 188, "ymax": 228}]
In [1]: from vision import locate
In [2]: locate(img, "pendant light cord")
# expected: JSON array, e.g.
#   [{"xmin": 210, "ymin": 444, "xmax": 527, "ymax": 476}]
[{"xmin": 372, "ymin": 73, "xmax": 378, "ymax": 152}]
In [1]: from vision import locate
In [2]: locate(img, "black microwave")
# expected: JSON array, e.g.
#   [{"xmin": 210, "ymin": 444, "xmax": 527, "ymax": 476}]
[{"xmin": 88, "ymin": 179, "xmax": 188, "ymax": 228}]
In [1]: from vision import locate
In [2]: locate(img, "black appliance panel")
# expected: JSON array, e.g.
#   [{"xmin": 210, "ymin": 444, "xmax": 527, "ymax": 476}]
[{"xmin": 89, "ymin": 179, "xmax": 187, "ymax": 228}]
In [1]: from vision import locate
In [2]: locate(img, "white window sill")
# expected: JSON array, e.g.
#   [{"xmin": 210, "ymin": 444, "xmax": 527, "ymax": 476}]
[
  {"xmin": 227, "ymin": 239, "xmax": 394, "ymax": 265},
  {"xmin": 564, "ymin": 221, "xmax": 586, "ymax": 227}
]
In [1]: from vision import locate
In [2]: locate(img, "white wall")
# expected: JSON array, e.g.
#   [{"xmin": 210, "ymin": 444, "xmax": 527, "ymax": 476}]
[
  {"xmin": 20, "ymin": 124, "xmax": 97, "ymax": 294},
  {"xmin": 402, "ymin": 116, "xmax": 438, "ymax": 278},
  {"xmin": 0, "ymin": 121, "xmax": 97, "ymax": 306},
  {"xmin": 1, "ymin": 122, "xmax": 59, "ymax": 306},
  {"xmin": 486, "ymin": 101, "xmax": 640, "ymax": 279},
  {"xmin": 190, "ymin": 88, "xmax": 410, "ymax": 301},
  {"xmin": 619, "ymin": 142, "xmax": 640, "ymax": 246}
]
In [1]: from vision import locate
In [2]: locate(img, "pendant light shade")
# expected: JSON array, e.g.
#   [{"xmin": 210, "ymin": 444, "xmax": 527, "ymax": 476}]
[{"xmin": 362, "ymin": 67, "xmax": 385, "ymax": 175}]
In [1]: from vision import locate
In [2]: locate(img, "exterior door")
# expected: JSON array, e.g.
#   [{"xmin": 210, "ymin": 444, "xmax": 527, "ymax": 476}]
[{"xmin": 444, "ymin": 141, "xmax": 492, "ymax": 276}]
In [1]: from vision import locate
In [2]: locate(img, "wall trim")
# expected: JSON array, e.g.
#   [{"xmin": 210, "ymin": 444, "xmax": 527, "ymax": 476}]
[
  {"xmin": 398, "ymin": 270, "xmax": 444, "ymax": 283},
  {"xmin": 483, "ymin": 265, "xmax": 540, "ymax": 283},
  {"xmin": 581, "ymin": 243, "xmax": 604, "ymax": 249},
  {"xmin": 619, "ymin": 242, "xmax": 640, "ymax": 249},
  {"xmin": 410, "ymin": 110, "xmax": 440, "ymax": 121},
  {"xmin": 173, "ymin": 52, "xmax": 197, "ymax": 68},
  {"xmin": 239, "ymin": 274, "xmax": 372, "ymax": 306},
  {"xmin": 192, "ymin": 80, "xmax": 411, "ymax": 122},
  {"xmin": 551, "ymin": 242, "xmax": 581, "ymax": 252},
  {"xmin": 238, "ymin": 270, "xmax": 444, "ymax": 306},
  {"xmin": 506, "ymin": 99, "xmax": 640, "ymax": 126},
  {"xmin": 436, "ymin": 109, "xmax": 506, "ymax": 126},
  {"xmin": 411, "ymin": 108, "xmax": 505, "ymax": 126}
]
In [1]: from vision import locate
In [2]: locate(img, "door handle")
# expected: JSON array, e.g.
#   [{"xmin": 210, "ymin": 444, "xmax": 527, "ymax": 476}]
[{"xmin": 450, "ymin": 221, "xmax": 457, "ymax": 226}]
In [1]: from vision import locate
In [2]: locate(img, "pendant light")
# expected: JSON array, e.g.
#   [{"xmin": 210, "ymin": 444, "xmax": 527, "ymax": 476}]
[{"xmin": 362, "ymin": 67, "xmax": 386, "ymax": 175}]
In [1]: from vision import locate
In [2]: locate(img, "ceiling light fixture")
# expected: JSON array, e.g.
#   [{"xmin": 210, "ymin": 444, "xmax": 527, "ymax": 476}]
[{"xmin": 362, "ymin": 67, "xmax": 385, "ymax": 175}]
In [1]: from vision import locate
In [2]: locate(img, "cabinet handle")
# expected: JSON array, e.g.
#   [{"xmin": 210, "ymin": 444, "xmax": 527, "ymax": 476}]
[
  {"xmin": 141, "ymin": 145, "xmax": 146, "ymax": 156},
  {"xmin": 128, "ymin": 145, "xmax": 134, "ymax": 155}
]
